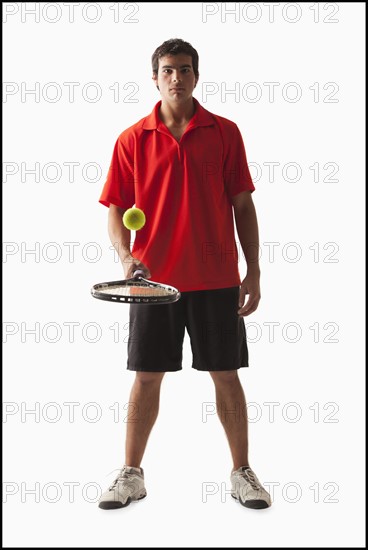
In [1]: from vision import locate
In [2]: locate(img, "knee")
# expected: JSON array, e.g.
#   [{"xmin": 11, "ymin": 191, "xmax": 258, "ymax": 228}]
[
  {"xmin": 135, "ymin": 371, "xmax": 165, "ymax": 385},
  {"xmin": 209, "ymin": 370, "xmax": 238, "ymax": 385}
]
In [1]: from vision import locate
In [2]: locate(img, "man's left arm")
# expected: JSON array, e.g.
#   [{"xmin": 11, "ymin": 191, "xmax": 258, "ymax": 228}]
[{"xmin": 231, "ymin": 191, "xmax": 261, "ymax": 317}]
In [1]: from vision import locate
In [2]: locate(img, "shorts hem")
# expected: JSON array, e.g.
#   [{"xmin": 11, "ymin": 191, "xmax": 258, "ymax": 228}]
[
  {"xmin": 127, "ymin": 365, "xmax": 182, "ymax": 372},
  {"xmin": 191, "ymin": 364, "xmax": 249, "ymax": 372}
]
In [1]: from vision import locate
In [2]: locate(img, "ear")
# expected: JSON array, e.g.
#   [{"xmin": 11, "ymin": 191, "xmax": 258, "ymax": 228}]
[
  {"xmin": 194, "ymin": 74, "xmax": 199, "ymax": 88},
  {"xmin": 152, "ymin": 74, "xmax": 160, "ymax": 92}
]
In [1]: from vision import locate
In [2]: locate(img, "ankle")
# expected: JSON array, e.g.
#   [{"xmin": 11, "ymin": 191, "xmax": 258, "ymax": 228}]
[{"xmin": 232, "ymin": 464, "xmax": 250, "ymax": 472}]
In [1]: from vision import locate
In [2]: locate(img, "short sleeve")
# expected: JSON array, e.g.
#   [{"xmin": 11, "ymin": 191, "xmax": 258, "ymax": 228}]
[
  {"xmin": 223, "ymin": 123, "xmax": 255, "ymax": 197},
  {"xmin": 99, "ymin": 135, "xmax": 135, "ymax": 209}
]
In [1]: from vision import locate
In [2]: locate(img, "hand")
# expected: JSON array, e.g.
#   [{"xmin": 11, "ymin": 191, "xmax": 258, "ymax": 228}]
[
  {"xmin": 123, "ymin": 255, "xmax": 151, "ymax": 279},
  {"xmin": 238, "ymin": 274, "xmax": 261, "ymax": 317}
]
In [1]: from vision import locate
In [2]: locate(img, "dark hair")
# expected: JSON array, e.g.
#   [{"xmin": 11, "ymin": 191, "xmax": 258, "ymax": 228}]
[{"xmin": 151, "ymin": 38, "xmax": 199, "ymax": 80}]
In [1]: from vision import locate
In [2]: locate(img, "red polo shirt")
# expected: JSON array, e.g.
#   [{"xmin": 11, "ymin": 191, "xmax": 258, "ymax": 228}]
[{"xmin": 99, "ymin": 97, "xmax": 255, "ymax": 292}]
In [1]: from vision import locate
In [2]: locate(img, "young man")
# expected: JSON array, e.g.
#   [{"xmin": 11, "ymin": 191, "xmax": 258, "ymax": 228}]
[{"xmin": 98, "ymin": 39, "xmax": 271, "ymax": 510}]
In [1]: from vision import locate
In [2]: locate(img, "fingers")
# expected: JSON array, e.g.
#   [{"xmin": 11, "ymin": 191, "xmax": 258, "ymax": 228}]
[
  {"xmin": 136, "ymin": 262, "xmax": 151, "ymax": 278},
  {"xmin": 128, "ymin": 261, "xmax": 151, "ymax": 279},
  {"xmin": 238, "ymin": 288, "xmax": 246, "ymax": 308},
  {"xmin": 238, "ymin": 296, "xmax": 260, "ymax": 317},
  {"xmin": 238, "ymin": 285, "xmax": 259, "ymax": 316}
]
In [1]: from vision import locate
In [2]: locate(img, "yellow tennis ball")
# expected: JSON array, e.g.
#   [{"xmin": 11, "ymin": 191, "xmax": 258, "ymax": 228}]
[{"xmin": 122, "ymin": 208, "xmax": 146, "ymax": 231}]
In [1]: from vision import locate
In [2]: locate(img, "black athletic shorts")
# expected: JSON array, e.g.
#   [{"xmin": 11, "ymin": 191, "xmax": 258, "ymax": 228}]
[{"xmin": 127, "ymin": 286, "xmax": 249, "ymax": 372}]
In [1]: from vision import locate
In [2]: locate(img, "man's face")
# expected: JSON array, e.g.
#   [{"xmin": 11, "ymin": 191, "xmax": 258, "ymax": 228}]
[{"xmin": 153, "ymin": 54, "xmax": 198, "ymax": 104}]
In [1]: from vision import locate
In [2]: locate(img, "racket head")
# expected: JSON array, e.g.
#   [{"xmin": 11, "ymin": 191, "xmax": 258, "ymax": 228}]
[{"xmin": 91, "ymin": 275, "xmax": 181, "ymax": 304}]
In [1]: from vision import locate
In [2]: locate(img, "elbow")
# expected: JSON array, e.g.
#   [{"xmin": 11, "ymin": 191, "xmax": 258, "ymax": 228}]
[
  {"xmin": 108, "ymin": 204, "xmax": 124, "ymax": 217},
  {"xmin": 233, "ymin": 205, "xmax": 251, "ymax": 220}
]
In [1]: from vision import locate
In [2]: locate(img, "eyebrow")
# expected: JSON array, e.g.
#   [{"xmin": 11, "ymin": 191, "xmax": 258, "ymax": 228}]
[{"xmin": 161, "ymin": 64, "xmax": 192, "ymax": 69}]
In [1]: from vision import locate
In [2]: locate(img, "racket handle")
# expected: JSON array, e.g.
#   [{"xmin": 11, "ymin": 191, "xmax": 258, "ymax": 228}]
[{"xmin": 132, "ymin": 269, "xmax": 145, "ymax": 278}]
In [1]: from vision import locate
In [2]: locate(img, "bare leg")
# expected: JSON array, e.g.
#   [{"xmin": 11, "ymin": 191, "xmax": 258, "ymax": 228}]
[
  {"xmin": 125, "ymin": 371, "xmax": 165, "ymax": 468},
  {"xmin": 209, "ymin": 370, "xmax": 249, "ymax": 471}
]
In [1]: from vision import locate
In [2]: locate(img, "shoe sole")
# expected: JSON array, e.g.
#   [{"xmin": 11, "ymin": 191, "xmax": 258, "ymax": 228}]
[
  {"xmin": 99, "ymin": 492, "xmax": 147, "ymax": 510},
  {"xmin": 231, "ymin": 494, "xmax": 270, "ymax": 509}
]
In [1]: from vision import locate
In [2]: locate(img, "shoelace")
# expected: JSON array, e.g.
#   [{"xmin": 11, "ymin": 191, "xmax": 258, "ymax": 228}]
[
  {"xmin": 108, "ymin": 467, "xmax": 137, "ymax": 490},
  {"xmin": 240, "ymin": 469, "xmax": 261, "ymax": 491}
]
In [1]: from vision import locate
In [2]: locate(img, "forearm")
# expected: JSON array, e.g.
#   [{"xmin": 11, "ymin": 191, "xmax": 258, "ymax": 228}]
[
  {"xmin": 233, "ymin": 203, "xmax": 260, "ymax": 275},
  {"xmin": 108, "ymin": 206, "xmax": 132, "ymax": 265}
]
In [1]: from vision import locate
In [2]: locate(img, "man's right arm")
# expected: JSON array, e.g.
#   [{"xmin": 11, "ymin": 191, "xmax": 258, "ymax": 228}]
[{"xmin": 108, "ymin": 204, "xmax": 151, "ymax": 279}]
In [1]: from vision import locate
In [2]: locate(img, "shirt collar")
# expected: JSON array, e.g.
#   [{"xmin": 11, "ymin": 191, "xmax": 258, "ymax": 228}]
[{"xmin": 142, "ymin": 97, "xmax": 215, "ymax": 131}]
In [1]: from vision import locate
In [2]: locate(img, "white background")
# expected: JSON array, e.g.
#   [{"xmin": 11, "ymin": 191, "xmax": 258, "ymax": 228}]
[{"xmin": 3, "ymin": 2, "xmax": 365, "ymax": 547}]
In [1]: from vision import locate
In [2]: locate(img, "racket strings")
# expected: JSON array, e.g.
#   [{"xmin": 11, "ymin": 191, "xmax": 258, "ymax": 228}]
[{"xmin": 99, "ymin": 284, "xmax": 175, "ymax": 297}]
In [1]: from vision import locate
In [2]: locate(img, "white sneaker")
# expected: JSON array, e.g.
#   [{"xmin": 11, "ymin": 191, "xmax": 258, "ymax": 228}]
[
  {"xmin": 231, "ymin": 466, "xmax": 271, "ymax": 509},
  {"xmin": 98, "ymin": 465, "xmax": 147, "ymax": 509}
]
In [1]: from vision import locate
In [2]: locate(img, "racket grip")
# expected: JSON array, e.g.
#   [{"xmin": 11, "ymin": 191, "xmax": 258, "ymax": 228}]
[{"xmin": 132, "ymin": 269, "xmax": 145, "ymax": 278}]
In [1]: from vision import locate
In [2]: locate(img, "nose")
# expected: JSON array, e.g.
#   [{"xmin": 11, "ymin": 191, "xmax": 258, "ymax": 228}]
[{"xmin": 172, "ymin": 71, "xmax": 182, "ymax": 83}]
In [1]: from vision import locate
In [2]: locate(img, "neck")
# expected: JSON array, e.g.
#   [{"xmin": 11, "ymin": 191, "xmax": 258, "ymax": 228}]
[{"xmin": 159, "ymin": 97, "xmax": 196, "ymax": 125}]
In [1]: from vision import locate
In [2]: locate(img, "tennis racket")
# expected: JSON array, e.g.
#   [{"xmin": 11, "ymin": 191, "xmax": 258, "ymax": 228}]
[{"xmin": 91, "ymin": 269, "xmax": 181, "ymax": 304}]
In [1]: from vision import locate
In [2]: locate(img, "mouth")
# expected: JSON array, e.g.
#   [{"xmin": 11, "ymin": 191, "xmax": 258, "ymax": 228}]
[{"xmin": 170, "ymin": 88, "xmax": 185, "ymax": 91}]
